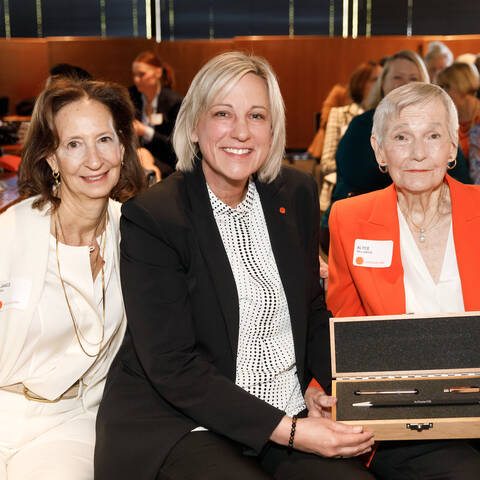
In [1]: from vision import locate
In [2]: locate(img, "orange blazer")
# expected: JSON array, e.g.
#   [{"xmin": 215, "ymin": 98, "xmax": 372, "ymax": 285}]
[{"xmin": 327, "ymin": 175, "xmax": 480, "ymax": 317}]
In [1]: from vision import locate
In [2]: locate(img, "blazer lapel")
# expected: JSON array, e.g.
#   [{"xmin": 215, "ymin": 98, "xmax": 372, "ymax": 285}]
[
  {"xmin": 255, "ymin": 176, "xmax": 308, "ymax": 378},
  {"xmin": 447, "ymin": 175, "xmax": 480, "ymax": 310},
  {"xmin": 184, "ymin": 165, "xmax": 240, "ymax": 357},
  {"xmin": 359, "ymin": 185, "xmax": 406, "ymax": 315}
]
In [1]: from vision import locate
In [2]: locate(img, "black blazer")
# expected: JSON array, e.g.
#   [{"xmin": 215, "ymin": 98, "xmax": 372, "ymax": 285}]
[
  {"xmin": 95, "ymin": 163, "xmax": 331, "ymax": 479},
  {"xmin": 128, "ymin": 85, "xmax": 183, "ymax": 168}
]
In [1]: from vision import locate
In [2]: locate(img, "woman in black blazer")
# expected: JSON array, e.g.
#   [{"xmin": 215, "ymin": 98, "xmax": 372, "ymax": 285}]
[
  {"xmin": 95, "ymin": 51, "xmax": 374, "ymax": 480},
  {"xmin": 129, "ymin": 50, "xmax": 183, "ymax": 178}
]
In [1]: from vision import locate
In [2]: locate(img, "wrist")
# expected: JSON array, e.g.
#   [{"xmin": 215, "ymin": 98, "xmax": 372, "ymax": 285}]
[{"xmin": 270, "ymin": 415, "xmax": 292, "ymax": 446}]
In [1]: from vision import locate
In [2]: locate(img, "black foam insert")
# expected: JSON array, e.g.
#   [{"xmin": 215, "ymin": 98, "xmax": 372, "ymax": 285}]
[
  {"xmin": 333, "ymin": 315, "xmax": 480, "ymax": 374},
  {"xmin": 336, "ymin": 377, "xmax": 480, "ymax": 421}
]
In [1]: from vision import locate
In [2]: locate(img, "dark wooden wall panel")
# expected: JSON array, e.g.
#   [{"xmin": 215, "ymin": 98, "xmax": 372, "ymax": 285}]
[
  {"xmin": 155, "ymin": 39, "xmax": 234, "ymax": 93},
  {"xmin": 46, "ymin": 37, "xmax": 154, "ymax": 85},
  {"xmin": 2, "ymin": 35, "xmax": 480, "ymax": 147},
  {"xmin": 0, "ymin": 39, "xmax": 49, "ymax": 112}
]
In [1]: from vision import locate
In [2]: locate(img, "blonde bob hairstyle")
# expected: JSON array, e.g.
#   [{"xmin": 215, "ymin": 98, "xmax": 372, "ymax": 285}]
[
  {"xmin": 372, "ymin": 82, "xmax": 459, "ymax": 147},
  {"xmin": 366, "ymin": 50, "xmax": 429, "ymax": 110},
  {"xmin": 436, "ymin": 62, "xmax": 480, "ymax": 96},
  {"xmin": 173, "ymin": 51, "xmax": 285, "ymax": 183}
]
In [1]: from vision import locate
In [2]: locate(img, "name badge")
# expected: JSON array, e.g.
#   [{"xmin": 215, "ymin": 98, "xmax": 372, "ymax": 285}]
[
  {"xmin": 0, "ymin": 278, "xmax": 32, "ymax": 311},
  {"xmin": 353, "ymin": 239, "xmax": 393, "ymax": 268},
  {"xmin": 150, "ymin": 113, "xmax": 163, "ymax": 126}
]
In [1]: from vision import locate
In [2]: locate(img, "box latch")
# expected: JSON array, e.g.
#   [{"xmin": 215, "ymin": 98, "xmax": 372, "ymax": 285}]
[{"xmin": 406, "ymin": 422, "xmax": 433, "ymax": 432}]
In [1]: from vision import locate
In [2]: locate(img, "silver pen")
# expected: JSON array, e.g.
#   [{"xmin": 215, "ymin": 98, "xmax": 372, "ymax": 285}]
[{"xmin": 354, "ymin": 389, "xmax": 419, "ymax": 395}]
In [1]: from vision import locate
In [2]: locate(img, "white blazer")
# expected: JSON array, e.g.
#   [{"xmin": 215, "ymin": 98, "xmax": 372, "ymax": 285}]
[{"xmin": 0, "ymin": 196, "xmax": 126, "ymax": 412}]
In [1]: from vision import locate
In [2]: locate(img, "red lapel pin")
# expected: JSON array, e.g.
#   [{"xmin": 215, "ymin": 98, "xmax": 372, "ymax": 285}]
[{"xmin": 279, "ymin": 207, "xmax": 286, "ymax": 214}]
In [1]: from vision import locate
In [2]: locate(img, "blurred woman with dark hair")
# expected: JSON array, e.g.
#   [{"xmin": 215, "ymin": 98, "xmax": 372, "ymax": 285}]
[
  {"xmin": 129, "ymin": 50, "xmax": 183, "ymax": 178},
  {"xmin": 318, "ymin": 61, "xmax": 382, "ymax": 212},
  {"xmin": 0, "ymin": 78, "xmax": 144, "ymax": 479}
]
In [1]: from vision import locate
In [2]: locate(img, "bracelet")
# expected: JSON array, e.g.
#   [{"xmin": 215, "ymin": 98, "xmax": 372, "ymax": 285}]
[{"xmin": 288, "ymin": 415, "xmax": 298, "ymax": 452}]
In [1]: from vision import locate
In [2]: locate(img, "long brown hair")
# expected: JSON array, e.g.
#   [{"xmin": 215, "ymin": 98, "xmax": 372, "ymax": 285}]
[{"xmin": 19, "ymin": 78, "xmax": 145, "ymax": 210}]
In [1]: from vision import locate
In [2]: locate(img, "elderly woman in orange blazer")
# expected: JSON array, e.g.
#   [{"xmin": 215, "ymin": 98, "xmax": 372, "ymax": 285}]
[{"xmin": 328, "ymin": 82, "xmax": 480, "ymax": 479}]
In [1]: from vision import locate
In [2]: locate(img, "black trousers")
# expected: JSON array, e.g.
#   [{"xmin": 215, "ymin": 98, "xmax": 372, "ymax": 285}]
[
  {"xmin": 158, "ymin": 431, "xmax": 374, "ymax": 480},
  {"xmin": 370, "ymin": 440, "xmax": 480, "ymax": 480}
]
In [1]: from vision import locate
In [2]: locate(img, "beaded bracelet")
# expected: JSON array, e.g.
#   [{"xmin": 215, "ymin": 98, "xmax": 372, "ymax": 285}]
[{"xmin": 288, "ymin": 415, "xmax": 298, "ymax": 452}]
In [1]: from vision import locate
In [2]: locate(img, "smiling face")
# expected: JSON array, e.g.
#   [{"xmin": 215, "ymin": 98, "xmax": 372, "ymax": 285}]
[
  {"xmin": 132, "ymin": 61, "xmax": 162, "ymax": 95},
  {"xmin": 382, "ymin": 58, "xmax": 422, "ymax": 97},
  {"xmin": 47, "ymin": 98, "xmax": 123, "ymax": 206},
  {"xmin": 192, "ymin": 73, "xmax": 272, "ymax": 198},
  {"xmin": 371, "ymin": 99, "xmax": 457, "ymax": 194}
]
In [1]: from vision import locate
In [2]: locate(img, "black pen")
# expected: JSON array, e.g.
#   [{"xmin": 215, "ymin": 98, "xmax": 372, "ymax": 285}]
[{"xmin": 353, "ymin": 398, "xmax": 480, "ymax": 408}]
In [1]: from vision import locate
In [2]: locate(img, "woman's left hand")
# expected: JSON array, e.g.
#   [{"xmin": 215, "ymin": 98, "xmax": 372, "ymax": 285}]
[{"xmin": 304, "ymin": 385, "xmax": 337, "ymax": 418}]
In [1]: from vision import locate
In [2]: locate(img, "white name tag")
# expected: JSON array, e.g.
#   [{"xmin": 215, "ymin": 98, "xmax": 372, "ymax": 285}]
[
  {"xmin": 0, "ymin": 278, "xmax": 32, "ymax": 311},
  {"xmin": 150, "ymin": 113, "xmax": 163, "ymax": 126},
  {"xmin": 353, "ymin": 239, "xmax": 393, "ymax": 268}
]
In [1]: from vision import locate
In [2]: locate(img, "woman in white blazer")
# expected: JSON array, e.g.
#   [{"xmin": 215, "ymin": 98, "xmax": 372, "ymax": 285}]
[{"xmin": 0, "ymin": 78, "xmax": 144, "ymax": 480}]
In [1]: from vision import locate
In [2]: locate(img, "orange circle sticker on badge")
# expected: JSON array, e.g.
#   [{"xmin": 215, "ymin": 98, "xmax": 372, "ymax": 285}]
[
  {"xmin": 355, "ymin": 257, "xmax": 364, "ymax": 265},
  {"xmin": 0, "ymin": 301, "xmax": 3, "ymax": 310},
  {"xmin": 279, "ymin": 207, "xmax": 286, "ymax": 214}
]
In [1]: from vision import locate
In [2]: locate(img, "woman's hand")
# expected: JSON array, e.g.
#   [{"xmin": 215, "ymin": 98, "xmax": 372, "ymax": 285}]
[
  {"xmin": 304, "ymin": 385, "xmax": 336, "ymax": 418},
  {"xmin": 133, "ymin": 119, "xmax": 148, "ymax": 137},
  {"xmin": 137, "ymin": 147, "xmax": 161, "ymax": 183},
  {"xmin": 270, "ymin": 415, "xmax": 374, "ymax": 458}
]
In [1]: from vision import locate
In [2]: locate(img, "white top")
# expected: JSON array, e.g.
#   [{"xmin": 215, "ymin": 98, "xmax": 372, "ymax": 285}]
[
  {"xmin": 140, "ymin": 92, "xmax": 157, "ymax": 143},
  {"xmin": 7, "ymin": 226, "xmax": 124, "ymax": 400},
  {"xmin": 398, "ymin": 206, "xmax": 465, "ymax": 314},
  {"xmin": 209, "ymin": 181, "xmax": 305, "ymax": 416}
]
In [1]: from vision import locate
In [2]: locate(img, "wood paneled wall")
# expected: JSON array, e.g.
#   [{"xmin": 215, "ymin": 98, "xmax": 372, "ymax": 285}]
[{"xmin": 2, "ymin": 35, "xmax": 480, "ymax": 148}]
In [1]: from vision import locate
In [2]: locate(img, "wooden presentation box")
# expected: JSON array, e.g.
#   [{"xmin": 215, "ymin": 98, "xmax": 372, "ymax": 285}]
[{"xmin": 330, "ymin": 312, "xmax": 480, "ymax": 440}]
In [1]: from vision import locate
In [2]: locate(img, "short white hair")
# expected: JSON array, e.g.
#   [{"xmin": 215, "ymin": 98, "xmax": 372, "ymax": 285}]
[
  {"xmin": 424, "ymin": 41, "xmax": 454, "ymax": 67},
  {"xmin": 372, "ymin": 82, "xmax": 458, "ymax": 146},
  {"xmin": 173, "ymin": 51, "xmax": 285, "ymax": 183}
]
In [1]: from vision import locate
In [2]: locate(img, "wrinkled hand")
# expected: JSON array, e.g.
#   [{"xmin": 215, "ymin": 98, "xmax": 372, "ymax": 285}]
[
  {"xmin": 133, "ymin": 119, "xmax": 147, "ymax": 137},
  {"xmin": 304, "ymin": 385, "xmax": 336, "ymax": 418},
  {"xmin": 319, "ymin": 255, "xmax": 328, "ymax": 291}
]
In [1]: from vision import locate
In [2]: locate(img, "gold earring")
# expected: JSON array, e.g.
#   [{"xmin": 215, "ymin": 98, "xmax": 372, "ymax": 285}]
[
  {"xmin": 52, "ymin": 170, "xmax": 60, "ymax": 186},
  {"xmin": 378, "ymin": 164, "xmax": 388, "ymax": 174},
  {"xmin": 447, "ymin": 158, "xmax": 456, "ymax": 170}
]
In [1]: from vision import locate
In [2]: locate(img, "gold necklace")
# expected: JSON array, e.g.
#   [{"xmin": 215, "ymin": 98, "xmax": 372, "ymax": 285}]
[
  {"xmin": 54, "ymin": 211, "xmax": 107, "ymax": 358},
  {"xmin": 403, "ymin": 184, "xmax": 446, "ymax": 243}
]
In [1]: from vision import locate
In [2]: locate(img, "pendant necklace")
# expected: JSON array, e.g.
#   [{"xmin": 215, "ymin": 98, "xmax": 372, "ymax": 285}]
[
  {"xmin": 404, "ymin": 184, "xmax": 445, "ymax": 243},
  {"xmin": 54, "ymin": 210, "xmax": 108, "ymax": 358}
]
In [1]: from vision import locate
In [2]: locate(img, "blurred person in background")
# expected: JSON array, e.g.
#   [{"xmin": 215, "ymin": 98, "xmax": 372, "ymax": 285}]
[
  {"xmin": 129, "ymin": 50, "xmax": 183, "ymax": 178},
  {"xmin": 318, "ymin": 61, "xmax": 382, "ymax": 212},
  {"xmin": 437, "ymin": 62, "xmax": 480, "ymax": 161},
  {"xmin": 424, "ymin": 41, "xmax": 453, "ymax": 83}
]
